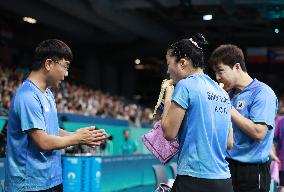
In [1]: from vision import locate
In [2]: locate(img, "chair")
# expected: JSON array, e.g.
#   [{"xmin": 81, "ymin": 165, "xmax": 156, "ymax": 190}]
[
  {"xmin": 152, "ymin": 164, "xmax": 168, "ymax": 188},
  {"xmin": 169, "ymin": 162, "xmax": 177, "ymax": 178},
  {"xmin": 1, "ymin": 179, "xmax": 4, "ymax": 191}
]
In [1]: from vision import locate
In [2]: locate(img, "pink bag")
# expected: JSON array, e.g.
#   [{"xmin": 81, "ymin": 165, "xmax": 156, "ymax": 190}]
[{"xmin": 142, "ymin": 120, "xmax": 179, "ymax": 164}]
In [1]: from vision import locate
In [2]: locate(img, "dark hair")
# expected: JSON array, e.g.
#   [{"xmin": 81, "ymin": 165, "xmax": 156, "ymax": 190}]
[
  {"xmin": 209, "ymin": 44, "xmax": 247, "ymax": 72},
  {"xmin": 32, "ymin": 39, "xmax": 73, "ymax": 71},
  {"xmin": 167, "ymin": 33, "xmax": 208, "ymax": 69}
]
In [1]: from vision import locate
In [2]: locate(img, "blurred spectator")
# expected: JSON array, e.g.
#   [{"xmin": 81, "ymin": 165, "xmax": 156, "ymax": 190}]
[
  {"xmin": 0, "ymin": 119, "xmax": 7, "ymax": 157},
  {"xmin": 279, "ymin": 94, "xmax": 284, "ymax": 115},
  {"xmin": 100, "ymin": 135, "xmax": 114, "ymax": 156},
  {"xmin": 0, "ymin": 66, "xmax": 25, "ymax": 116},
  {"xmin": 141, "ymin": 108, "xmax": 154, "ymax": 128},
  {"xmin": 271, "ymin": 95, "xmax": 284, "ymax": 192},
  {"xmin": 120, "ymin": 129, "xmax": 138, "ymax": 155}
]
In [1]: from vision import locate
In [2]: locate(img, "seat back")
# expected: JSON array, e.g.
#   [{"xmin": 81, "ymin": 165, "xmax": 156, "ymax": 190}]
[
  {"xmin": 1, "ymin": 179, "xmax": 4, "ymax": 191},
  {"xmin": 152, "ymin": 164, "xmax": 168, "ymax": 188},
  {"xmin": 169, "ymin": 162, "xmax": 177, "ymax": 178}
]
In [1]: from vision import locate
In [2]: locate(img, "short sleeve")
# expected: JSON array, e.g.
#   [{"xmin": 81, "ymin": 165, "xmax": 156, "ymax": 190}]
[
  {"xmin": 172, "ymin": 80, "xmax": 190, "ymax": 110},
  {"xmin": 249, "ymin": 88, "xmax": 278, "ymax": 130},
  {"xmin": 15, "ymin": 92, "xmax": 46, "ymax": 132}
]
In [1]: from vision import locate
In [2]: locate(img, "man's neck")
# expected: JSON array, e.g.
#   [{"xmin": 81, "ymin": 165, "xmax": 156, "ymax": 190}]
[
  {"xmin": 28, "ymin": 70, "xmax": 48, "ymax": 93},
  {"xmin": 235, "ymin": 72, "xmax": 253, "ymax": 93}
]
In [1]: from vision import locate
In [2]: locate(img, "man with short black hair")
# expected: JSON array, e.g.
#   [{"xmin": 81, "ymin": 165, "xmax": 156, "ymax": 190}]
[
  {"xmin": 209, "ymin": 44, "xmax": 278, "ymax": 192},
  {"xmin": 4, "ymin": 39, "xmax": 107, "ymax": 192}
]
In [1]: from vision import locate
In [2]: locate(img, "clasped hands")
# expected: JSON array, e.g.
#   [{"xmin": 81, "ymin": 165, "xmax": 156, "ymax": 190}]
[{"xmin": 75, "ymin": 126, "xmax": 107, "ymax": 147}]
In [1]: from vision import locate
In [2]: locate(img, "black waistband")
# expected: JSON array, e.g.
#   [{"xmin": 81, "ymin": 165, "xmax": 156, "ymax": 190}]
[{"xmin": 226, "ymin": 158, "xmax": 270, "ymax": 167}]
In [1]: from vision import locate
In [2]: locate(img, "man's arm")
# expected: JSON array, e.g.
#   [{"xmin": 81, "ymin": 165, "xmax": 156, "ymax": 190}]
[
  {"xmin": 161, "ymin": 85, "xmax": 186, "ymax": 140},
  {"xmin": 28, "ymin": 127, "xmax": 106, "ymax": 151},
  {"xmin": 59, "ymin": 128, "xmax": 73, "ymax": 137},
  {"xmin": 231, "ymin": 107, "xmax": 268, "ymax": 141},
  {"xmin": 270, "ymin": 143, "xmax": 280, "ymax": 163},
  {"xmin": 227, "ymin": 127, "xmax": 234, "ymax": 149}
]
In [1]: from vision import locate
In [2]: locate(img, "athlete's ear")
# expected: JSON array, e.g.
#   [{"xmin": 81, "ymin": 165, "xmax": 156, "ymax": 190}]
[
  {"xmin": 234, "ymin": 63, "xmax": 241, "ymax": 71},
  {"xmin": 179, "ymin": 58, "xmax": 188, "ymax": 70},
  {"xmin": 44, "ymin": 59, "xmax": 53, "ymax": 71}
]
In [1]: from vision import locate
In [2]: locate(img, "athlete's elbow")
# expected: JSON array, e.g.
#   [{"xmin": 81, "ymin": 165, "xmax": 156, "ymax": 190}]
[
  {"xmin": 163, "ymin": 132, "xmax": 176, "ymax": 141},
  {"xmin": 161, "ymin": 123, "xmax": 175, "ymax": 141},
  {"xmin": 162, "ymin": 128, "xmax": 177, "ymax": 141},
  {"xmin": 36, "ymin": 143, "xmax": 49, "ymax": 151},
  {"xmin": 36, "ymin": 140, "xmax": 54, "ymax": 151},
  {"xmin": 253, "ymin": 132, "xmax": 266, "ymax": 142},
  {"xmin": 163, "ymin": 133, "xmax": 176, "ymax": 141}
]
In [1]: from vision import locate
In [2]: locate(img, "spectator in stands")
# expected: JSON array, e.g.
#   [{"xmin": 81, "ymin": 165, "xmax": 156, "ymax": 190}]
[
  {"xmin": 141, "ymin": 108, "xmax": 153, "ymax": 128},
  {"xmin": 4, "ymin": 39, "xmax": 107, "ymax": 192},
  {"xmin": 209, "ymin": 44, "xmax": 278, "ymax": 192},
  {"xmin": 0, "ymin": 59, "xmax": 154, "ymax": 128},
  {"xmin": 0, "ymin": 54, "xmax": 155, "ymax": 127},
  {"xmin": 162, "ymin": 34, "xmax": 233, "ymax": 192},
  {"xmin": 271, "ymin": 101, "xmax": 284, "ymax": 192},
  {"xmin": 121, "ymin": 129, "xmax": 138, "ymax": 155}
]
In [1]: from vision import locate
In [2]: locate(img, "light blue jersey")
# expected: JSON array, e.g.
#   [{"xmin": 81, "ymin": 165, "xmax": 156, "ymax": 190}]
[
  {"xmin": 227, "ymin": 79, "xmax": 278, "ymax": 163},
  {"xmin": 5, "ymin": 79, "xmax": 62, "ymax": 192},
  {"xmin": 172, "ymin": 74, "xmax": 231, "ymax": 179}
]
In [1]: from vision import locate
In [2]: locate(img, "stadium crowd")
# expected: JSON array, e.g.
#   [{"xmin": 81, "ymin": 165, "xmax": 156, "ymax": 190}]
[{"xmin": 0, "ymin": 65, "xmax": 153, "ymax": 128}]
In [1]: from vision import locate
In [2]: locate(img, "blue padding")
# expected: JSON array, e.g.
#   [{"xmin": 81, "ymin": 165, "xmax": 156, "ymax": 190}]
[
  {"xmin": 63, "ymin": 156, "xmax": 102, "ymax": 192},
  {"xmin": 1, "ymin": 156, "xmax": 177, "ymax": 192},
  {"xmin": 58, "ymin": 113, "xmax": 129, "ymax": 127}
]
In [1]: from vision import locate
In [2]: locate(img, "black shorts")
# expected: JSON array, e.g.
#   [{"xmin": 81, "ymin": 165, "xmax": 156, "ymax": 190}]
[
  {"xmin": 227, "ymin": 158, "xmax": 271, "ymax": 192},
  {"xmin": 28, "ymin": 184, "xmax": 63, "ymax": 192},
  {"xmin": 279, "ymin": 171, "xmax": 284, "ymax": 186},
  {"xmin": 171, "ymin": 175, "xmax": 233, "ymax": 192}
]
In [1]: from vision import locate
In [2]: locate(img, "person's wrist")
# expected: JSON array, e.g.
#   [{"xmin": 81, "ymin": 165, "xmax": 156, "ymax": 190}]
[
  {"xmin": 70, "ymin": 132, "xmax": 80, "ymax": 145},
  {"xmin": 164, "ymin": 98, "xmax": 171, "ymax": 104}
]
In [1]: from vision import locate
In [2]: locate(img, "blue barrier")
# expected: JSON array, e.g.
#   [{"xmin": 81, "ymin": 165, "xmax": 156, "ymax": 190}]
[
  {"xmin": 0, "ymin": 158, "xmax": 4, "ymax": 192},
  {"xmin": 58, "ymin": 113, "xmax": 129, "ymax": 127},
  {"xmin": 62, "ymin": 155, "xmax": 175, "ymax": 192},
  {"xmin": 0, "ymin": 155, "xmax": 176, "ymax": 192},
  {"xmin": 63, "ymin": 156, "xmax": 102, "ymax": 192},
  {"xmin": 0, "ymin": 117, "xmax": 7, "ymax": 132}
]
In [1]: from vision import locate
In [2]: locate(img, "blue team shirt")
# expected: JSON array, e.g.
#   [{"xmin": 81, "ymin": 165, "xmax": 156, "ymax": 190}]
[
  {"xmin": 172, "ymin": 74, "xmax": 231, "ymax": 179},
  {"xmin": 5, "ymin": 79, "xmax": 62, "ymax": 191},
  {"xmin": 227, "ymin": 79, "xmax": 278, "ymax": 163}
]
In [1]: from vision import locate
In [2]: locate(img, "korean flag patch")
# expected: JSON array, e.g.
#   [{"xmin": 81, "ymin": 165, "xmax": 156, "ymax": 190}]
[{"xmin": 236, "ymin": 100, "xmax": 245, "ymax": 110}]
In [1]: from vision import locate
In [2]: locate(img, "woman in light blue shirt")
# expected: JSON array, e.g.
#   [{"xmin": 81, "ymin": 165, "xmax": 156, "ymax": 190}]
[{"xmin": 161, "ymin": 34, "xmax": 233, "ymax": 192}]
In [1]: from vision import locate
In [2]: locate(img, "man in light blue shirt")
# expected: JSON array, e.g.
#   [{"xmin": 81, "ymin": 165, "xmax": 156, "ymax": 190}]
[
  {"xmin": 5, "ymin": 39, "xmax": 107, "ymax": 192},
  {"xmin": 161, "ymin": 34, "xmax": 233, "ymax": 192},
  {"xmin": 210, "ymin": 44, "xmax": 278, "ymax": 192}
]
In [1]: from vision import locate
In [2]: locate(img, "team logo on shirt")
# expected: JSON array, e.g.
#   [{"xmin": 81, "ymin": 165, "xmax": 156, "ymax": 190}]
[
  {"xmin": 44, "ymin": 105, "xmax": 50, "ymax": 112},
  {"xmin": 236, "ymin": 100, "xmax": 245, "ymax": 110}
]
